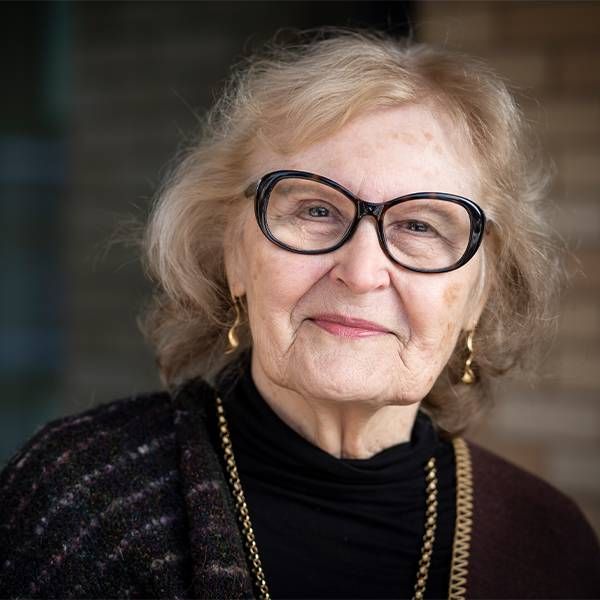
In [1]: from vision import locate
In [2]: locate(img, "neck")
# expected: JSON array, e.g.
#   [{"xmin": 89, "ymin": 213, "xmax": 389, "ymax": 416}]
[{"xmin": 250, "ymin": 358, "xmax": 421, "ymax": 460}]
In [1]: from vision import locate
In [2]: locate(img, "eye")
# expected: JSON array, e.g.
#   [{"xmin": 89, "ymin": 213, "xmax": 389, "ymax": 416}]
[
  {"xmin": 405, "ymin": 221, "xmax": 430, "ymax": 233},
  {"xmin": 308, "ymin": 205, "xmax": 330, "ymax": 218}
]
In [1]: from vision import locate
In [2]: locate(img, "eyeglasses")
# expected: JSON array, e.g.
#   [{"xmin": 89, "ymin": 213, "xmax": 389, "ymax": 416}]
[{"xmin": 245, "ymin": 170, "xmax": 487, "ymax": 274}]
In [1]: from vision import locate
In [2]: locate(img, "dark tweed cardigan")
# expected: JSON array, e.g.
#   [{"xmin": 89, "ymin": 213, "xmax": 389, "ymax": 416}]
[{"xmin": 0, "ymin": 377, "xmax": 598, "ymax": 599}]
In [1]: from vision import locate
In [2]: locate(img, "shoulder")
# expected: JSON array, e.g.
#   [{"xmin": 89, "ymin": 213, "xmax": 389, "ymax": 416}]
[
  {"xmin": 467, "ymin": 440, "xmax": 594, "ymax": 532},
  {"xmin": 0, "ymin": 389, "xmax": 184, "ymax": 597},
  {"xmin": 0, "ymin": 389, "xmax": 176, "ymax": 501},
  {"xmin": 465, "ymin": 440, "xmax": 600, "ymax": 598}
]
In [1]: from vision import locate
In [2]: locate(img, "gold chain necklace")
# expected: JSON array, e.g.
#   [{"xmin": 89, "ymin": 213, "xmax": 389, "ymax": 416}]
[{"xmin": 216, "ymin": 396, "xmax": 439, "ymax": 600}]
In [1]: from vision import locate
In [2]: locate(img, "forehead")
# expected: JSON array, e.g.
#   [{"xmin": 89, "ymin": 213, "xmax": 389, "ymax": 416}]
[{"xmin": 252, "ymin": 103, "xmax": 481, "ymax": 203}]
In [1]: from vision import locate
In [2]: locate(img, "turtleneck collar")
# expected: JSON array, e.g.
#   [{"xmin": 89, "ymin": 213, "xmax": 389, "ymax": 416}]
[{"xmin": 214, "ymin": 351, "xmax": 443, "ymax": 500}]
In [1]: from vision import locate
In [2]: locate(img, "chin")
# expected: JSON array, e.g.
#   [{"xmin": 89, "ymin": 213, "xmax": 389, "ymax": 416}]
[
  {"xmin": 298, "ymin": 375, "xmax": 420, "ymax": 407},
  {"xmin": 285, "ymin": 350, "xmax": 390, "ymax": 404}
]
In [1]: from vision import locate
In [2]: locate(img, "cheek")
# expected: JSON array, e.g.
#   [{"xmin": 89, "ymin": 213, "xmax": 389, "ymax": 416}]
[
  {"xmin": 443, "ymin": 282, "xmax": 461, "ymax": 306},
  {"xmin": 244, "ymin": 239, "xmax": 326, "ymax": 332},
  {"xmin": 440, "ymin": 282, "xmax": 469, "ymax": 342},
  {"xmin": 400, "ymin": 274, "xmax": 475, "ymax": 351}
]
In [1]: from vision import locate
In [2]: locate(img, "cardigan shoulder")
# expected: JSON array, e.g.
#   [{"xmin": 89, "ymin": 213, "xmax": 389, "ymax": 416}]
[
  {"xmin": 0, "ymin": 390, "xmax": 193, "ymax": 598},
  {"xmin": 1, "ymin": 390, "xmax": 175, "ymax": 482},
  {"xmin": 466, "ymin": 440, "xmax": 600, "ymax": 598},
  {"xmin": 0, "ymin": 390, "xmax": 176, "ymax": 509}
]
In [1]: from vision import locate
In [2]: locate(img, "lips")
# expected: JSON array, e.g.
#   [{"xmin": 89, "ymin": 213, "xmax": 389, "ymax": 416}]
[{"xmin": 310, "ymin": 313, "xmax": 390, "ymax": 338}]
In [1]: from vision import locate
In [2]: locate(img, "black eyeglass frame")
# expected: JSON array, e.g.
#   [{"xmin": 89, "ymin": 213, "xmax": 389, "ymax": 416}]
[{"xmin": 245, "ymin": 169, "xmax": 487, "ymax": 274}]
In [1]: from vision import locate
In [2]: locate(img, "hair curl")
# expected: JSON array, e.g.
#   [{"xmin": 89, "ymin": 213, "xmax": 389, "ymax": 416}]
[{"xmin": 140, "ymin": 29, "xmax": 563, "ymax": 437}]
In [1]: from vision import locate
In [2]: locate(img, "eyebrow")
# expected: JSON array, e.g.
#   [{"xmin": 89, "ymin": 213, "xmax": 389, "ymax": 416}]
[
  {"xmin": 244, "ymin": 179, "xmax": 343, "ymax": 199},
  {"xmin": 388, "ymin": 202, "xmax": 463, "ymax": 220}
]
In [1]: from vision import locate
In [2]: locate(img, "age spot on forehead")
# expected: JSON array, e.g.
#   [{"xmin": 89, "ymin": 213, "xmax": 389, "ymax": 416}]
[
  {"xmin": 388, "ymin": 131, "xmax": 418, "ymax": 145},
  {"xmin": 432, "ymin": 143, "xmax": 445, "ymax": 156}
]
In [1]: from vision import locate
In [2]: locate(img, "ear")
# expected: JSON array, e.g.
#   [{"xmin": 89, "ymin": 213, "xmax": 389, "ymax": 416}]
[
  {"xmin": 463, "ymin": 255, "xmax": 491, "ymax": 331},
  {"xmin": 223, "ymin": 218, "xmax": 247, "ymax": 298}
]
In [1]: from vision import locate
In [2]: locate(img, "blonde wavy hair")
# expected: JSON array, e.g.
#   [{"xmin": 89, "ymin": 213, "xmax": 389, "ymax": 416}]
[{"xmin": 140, "ymin": 29, "xmax": 562, "ymax": 436}]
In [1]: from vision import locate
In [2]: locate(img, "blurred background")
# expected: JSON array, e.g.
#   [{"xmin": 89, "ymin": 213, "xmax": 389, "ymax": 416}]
[{"xmin": 1, "ymin": 1, "xmax": 599, "ymax": 536}]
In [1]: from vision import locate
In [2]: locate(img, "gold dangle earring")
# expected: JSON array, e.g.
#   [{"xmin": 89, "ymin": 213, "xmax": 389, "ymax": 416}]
[
  {"xmin": 461, "ymin": 330, "xmax": 476, "ymax": 384},
  {"xmin": 225, "ymin": 295, "xmax": 243, "ymax": 354}
]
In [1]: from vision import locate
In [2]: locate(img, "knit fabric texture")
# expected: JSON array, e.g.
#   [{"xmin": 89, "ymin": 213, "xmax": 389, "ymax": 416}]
[{"xmin": 0, "ymin": 376, "xmax": 599, "ymax": 599}]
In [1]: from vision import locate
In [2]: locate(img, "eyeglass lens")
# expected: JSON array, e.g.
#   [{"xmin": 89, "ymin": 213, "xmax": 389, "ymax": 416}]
[{"xmin": 265, "ymin": 178, "xmax": 472, "ymax": 271}]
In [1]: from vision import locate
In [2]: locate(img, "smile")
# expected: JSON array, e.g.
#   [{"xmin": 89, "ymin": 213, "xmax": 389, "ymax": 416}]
[{"xmin": 309, "ymin": 315, "xmax": 389, "ymax": 338}]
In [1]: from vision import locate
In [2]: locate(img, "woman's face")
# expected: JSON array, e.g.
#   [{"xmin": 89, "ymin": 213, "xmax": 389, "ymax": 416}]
[{"xmin": 226, "ymin": 104, "xmax": 488, "ymax": 408}]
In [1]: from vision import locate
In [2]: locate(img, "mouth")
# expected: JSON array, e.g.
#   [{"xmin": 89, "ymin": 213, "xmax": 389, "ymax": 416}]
[{"xmin": 309, "ymin": 314, "xmax": 390, "ymax": 338}]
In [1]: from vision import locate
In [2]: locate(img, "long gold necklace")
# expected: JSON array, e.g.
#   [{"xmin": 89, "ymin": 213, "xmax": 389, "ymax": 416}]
[{"xmin": 216, "ymin": 396, "xmax": 442, "ymax": 600}]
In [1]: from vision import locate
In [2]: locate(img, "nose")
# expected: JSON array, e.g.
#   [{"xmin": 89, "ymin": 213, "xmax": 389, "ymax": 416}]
[{"xmin": 328, "ymin": 217, "xmax": 392, "ymax": 293}]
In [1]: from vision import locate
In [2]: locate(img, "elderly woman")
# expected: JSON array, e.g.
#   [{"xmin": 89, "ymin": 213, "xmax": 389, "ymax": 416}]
[{"xmin": 0, "ymin": 30, "xmax": 598, "ymax": 600}]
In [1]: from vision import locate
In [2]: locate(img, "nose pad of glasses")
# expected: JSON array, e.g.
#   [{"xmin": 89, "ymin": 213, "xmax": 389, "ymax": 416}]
[
  {"xmin": 357, "ymin": 201, "xmax": 384, "ymax": 218},
  {"xmin": 347, "ymin": 208, "xmax": 391, "ymax": 263}
]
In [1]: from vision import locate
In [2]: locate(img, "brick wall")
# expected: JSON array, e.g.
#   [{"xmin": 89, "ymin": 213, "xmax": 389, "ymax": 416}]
[{"xmin": 417, "ymin": 0, "xmax": 600, "ymax": 535}]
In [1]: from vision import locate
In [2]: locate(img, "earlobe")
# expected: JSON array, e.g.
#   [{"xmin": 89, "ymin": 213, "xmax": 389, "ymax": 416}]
[
  {"xmin": 224, "ymin": 243, "xmax": 246, "ymax": 298},
  {"xmin": 464, "ymin": 291, "xmax": 487, "ymax": 332}
]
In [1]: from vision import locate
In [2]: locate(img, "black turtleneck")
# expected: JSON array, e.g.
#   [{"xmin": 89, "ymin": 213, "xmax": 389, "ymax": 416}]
[{"xmin": 209, "ymin": 353, "xmax": 456, "ymax": 600}]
